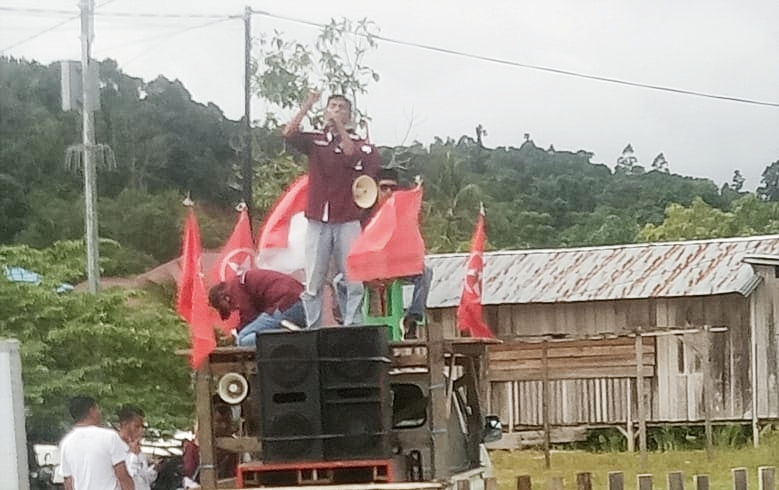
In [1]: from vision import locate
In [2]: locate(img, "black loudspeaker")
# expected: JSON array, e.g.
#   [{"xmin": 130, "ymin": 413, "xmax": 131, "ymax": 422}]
[
  {"xmin": 256, "ymin": 329, "xmax": 322, "ymax": 462},
  {"xmin": 318, "ymin": 326, "xmax": 392, "ymax": 460}
]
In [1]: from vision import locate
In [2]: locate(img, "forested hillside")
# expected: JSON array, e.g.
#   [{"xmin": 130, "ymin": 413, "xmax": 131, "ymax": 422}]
[{"xmin": 3, "ymin": 56, "xmax": 779, "ymax": 266}]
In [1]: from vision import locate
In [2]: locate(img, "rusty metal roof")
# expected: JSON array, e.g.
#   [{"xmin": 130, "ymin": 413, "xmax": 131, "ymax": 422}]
[{"xmin": 426, "ymin": 235, "xmax": 779, "ymax": 308}]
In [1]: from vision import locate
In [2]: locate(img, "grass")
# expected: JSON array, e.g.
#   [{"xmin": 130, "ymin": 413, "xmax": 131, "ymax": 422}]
[{"xmin": 490, "ymin": 433, "xmax": 779, "ymax": 490}]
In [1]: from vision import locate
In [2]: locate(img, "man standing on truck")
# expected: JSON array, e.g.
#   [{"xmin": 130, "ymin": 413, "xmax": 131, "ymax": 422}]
[
  {"xmin": 282, "ymin": 90, "xmax": 381, "ymax": 328},
  {"xmin": 60, "ymin": 395, "xmax": 135, "ymax": 490},
  {"xmin": 208, "ymin": 268, "xmax": 307, "ymax": 346}
]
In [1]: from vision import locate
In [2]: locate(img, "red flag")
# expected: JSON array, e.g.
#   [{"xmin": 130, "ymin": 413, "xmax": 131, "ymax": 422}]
[
  {"xmin": 208, "ymin": 206, "xmax": 255, "ymax": 334},
  {"xmin": 257, "ymin": 175, "xmax": 308, "ymax": 250},
  {"xmin": 209, "ymin": 206, "xmax": 255, "ymax": 284},
  {"xmin": 177, "ymin": 208, "xmax": 218, "ymax": 369},
  {"xmin": 456, "ymin": 207, "xmax": 495, "ymax": 338},
  {"xmin": 346, "ymin": 186, "xmax": 425, "ymax": 282}
]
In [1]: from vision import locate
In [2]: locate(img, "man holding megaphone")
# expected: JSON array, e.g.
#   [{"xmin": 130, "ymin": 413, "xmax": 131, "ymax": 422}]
[{"xmin": 282, "ymin": 90, "xmax": 381, "ymax": 328}]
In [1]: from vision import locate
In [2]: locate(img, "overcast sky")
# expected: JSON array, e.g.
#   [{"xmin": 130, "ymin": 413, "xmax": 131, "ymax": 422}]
[{"xmin": 2, "ymin": 0, "xmax": 778, "ymax": 189}]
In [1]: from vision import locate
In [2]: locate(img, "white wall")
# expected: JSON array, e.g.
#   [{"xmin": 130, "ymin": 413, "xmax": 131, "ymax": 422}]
[{"xmin": 0, "ymin": 339, "xmax": 30, "ymax": 490}]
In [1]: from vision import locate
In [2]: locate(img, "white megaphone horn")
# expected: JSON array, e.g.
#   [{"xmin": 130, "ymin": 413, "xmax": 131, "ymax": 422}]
[
  {"xmin": 352, "ymin": 175, "xmax": 378, "ymax": 209},
  {"xmin": 216, "ymin": 372, "xmax": 249, "ymax": 405}
]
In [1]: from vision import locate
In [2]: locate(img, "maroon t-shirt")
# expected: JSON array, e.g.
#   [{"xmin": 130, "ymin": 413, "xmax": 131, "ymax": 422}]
[
  {"xmin": 226, "ymin": 269, "xmax": 304, "ymax": 329},
  {"xmin": 286, "ymin": 129, "xmax": 380, "ymax": 223}
]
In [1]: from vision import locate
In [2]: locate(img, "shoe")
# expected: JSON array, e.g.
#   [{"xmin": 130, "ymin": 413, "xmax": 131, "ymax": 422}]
[
  {"xmin": 402, "ymin": 316, "xmax": 418, "ymax": 340},
  {"xmin": 280, "ymin": 320, "xmax": 302, "ymax": 331}
]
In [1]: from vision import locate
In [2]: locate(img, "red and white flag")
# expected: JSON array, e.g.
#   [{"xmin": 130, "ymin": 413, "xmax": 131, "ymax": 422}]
[
  {"xmin": 347, "ymin": 186, "xmax": 425, "ymax": 281},
  {"xmin": 208, "ymin": 204, "xmax": 255, "ymax": 334},
  {"xmin": 456, "ymin": 205, "xmax": 495, "ymax": 338},
  {"xmin": 209, "ymin": 205, "xmax": 255, "ymax": 284},
  {"xmin": 177, "ymin": 208, "xmax": 219, "ymax": 368},
  {"xmin": 256, "ymin": 175, "xmax": 308, "ymax": 276}
]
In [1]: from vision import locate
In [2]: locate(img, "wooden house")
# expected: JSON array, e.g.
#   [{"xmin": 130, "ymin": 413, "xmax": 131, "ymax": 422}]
[{"xmin": 424, "ymin": 235, "xmax": 779, "ymax": 439}]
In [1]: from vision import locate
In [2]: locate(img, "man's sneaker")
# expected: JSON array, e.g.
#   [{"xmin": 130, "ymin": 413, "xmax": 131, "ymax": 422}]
[{"xmin": 402, "ymin": 316, "xmax": 418, "ymax": 340}]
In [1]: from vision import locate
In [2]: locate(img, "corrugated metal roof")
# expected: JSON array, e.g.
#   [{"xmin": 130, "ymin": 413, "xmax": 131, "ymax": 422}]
[{"xmin": 426, "ymin": 235, "xmax": 779, "ymax": 308}]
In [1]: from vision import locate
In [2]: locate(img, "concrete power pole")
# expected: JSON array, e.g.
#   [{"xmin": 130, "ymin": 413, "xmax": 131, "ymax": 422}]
[
  {"xmin": 243, "ymin": 6, "xmax": 253, "ymax": 228},
  {"xmin": 80, "ymin": 0, "xmax": 100, "ymax": 293}
]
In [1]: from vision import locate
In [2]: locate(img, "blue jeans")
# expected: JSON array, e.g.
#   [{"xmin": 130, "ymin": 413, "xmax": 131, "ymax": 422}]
[
  {"xmin": 302, "ymin": 220, "xmax": 364, "ymax": 328},
  {"xmin": 236, "ymin": 300, "xmax": 306, "ymax": 347},
  {"xmin": 333, "ymin": 265, "xmax": 432, "ymax": 322}
]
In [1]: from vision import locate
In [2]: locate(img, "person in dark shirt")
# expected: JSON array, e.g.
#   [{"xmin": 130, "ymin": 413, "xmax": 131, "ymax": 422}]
[
  {"xmin": 208, "ymin": 269, "xmax": 306, "ymax": 346},
  {"xmin": 334, "ymin": 167, "xmax": 432, "ymax": 339},
  {"xmin": 282, "ymin": 90, "xmax": 380, "ymax": 328}
]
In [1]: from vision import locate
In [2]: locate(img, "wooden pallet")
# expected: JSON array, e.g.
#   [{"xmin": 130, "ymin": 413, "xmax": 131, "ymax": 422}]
[{"xmin": 236, "ymin": 459, "xmax": 393, "ymax": 488}]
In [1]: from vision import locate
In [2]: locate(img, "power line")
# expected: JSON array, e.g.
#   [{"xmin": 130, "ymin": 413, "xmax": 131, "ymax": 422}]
[
  {"xmin": 2, "ymin": 4, "xmax": 777, "ymax": 108},
  {"xmin": 0, "ymin": 0, "xmax": 123, "ymax": 54},
  {"xmin": 0, "ymin": 15, "xmax": 76, "ymax": 54},
  {"xmin": 120, "ymin": 16, "xmax": 236, "ymax": 66},
  {"xmin": 252, "ymin": 9, "xmax": 779, "ymax": 109}
]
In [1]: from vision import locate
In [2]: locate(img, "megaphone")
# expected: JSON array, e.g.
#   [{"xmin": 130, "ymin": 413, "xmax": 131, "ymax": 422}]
[
  {"xmin": 216, "ymin": 372, "xmax": 249, "ymax": 405},
  {"xmin": 352, "ymin": 175, "xmax": 378, "ymax": 209}
]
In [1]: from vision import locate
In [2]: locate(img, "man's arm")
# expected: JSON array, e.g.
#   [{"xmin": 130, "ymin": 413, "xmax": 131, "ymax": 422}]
[
  {"xmin": 114, "ymin": 461, "xmax": 136, "ymax": 490},
  {"xmin": 282, "ymin": 90, "xmax": 320, "ymax": 138},
  {"xmin": 64, "ymin": 476, "xmax": 74, "ymax": 490}
]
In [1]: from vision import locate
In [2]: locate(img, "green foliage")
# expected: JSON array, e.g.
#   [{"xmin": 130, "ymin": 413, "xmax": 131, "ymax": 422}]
[
  {"xmin": 579, "ymin": 427, "xmax": 627, "ymax": 452},
  {"xmin": 254, "ymin": 18, "xmax": 380, "ymax": 128},
  {"xmin": 639, "ymin": 194, "xmax": 779, "ymax": 242},
  {"xmin": 0, "ymin": 243, "xmax": 192, "ymax": 441},
  {"xmin": 757, "ymin": 159, "xmax": 779, "ymax": 201}
]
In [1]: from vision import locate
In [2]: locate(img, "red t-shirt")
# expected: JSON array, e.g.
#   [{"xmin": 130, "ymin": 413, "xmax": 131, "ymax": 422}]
[
  {"xmin": 285, "ymin": 129, "xmax": 380, "ymax": 223},
  {"xmin": 226, "ymin": 269, "xmax": 304, "ymax": 329}
]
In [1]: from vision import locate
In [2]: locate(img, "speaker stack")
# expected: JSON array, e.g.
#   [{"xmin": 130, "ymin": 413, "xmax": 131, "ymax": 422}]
[
  {"xmin": 319, "ymin": 326, "xmax": 392, "ymax": 461},
  {"xmin": 256, "ymin": 329, "xmax": 323, "ymax": 462},
  {"xmin": 255, "ymin": 326, "xmax": 391, "ymax": 463}
]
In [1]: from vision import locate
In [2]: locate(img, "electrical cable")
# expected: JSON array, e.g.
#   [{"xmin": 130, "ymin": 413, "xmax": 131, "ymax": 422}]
[
  {"xmin": 252, "ymin": 9, "xmax": 779, "ymax": 108},
  {"xmin": 0, "ymin": 0, "xmax": 124, "ymax": 54}
]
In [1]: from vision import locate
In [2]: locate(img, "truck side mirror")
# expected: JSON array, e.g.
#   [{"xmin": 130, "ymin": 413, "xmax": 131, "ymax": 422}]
[{"xmin": 482, "ymin": 415, "xmax": 502, "ymax": 443}]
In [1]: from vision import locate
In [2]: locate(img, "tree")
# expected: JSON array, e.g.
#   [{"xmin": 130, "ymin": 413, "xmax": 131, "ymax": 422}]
[
  {"xmin": 757, "ymin": 160, "xmax": 779, "ymax": 201},
  {"xmin": 0, "ymin": 241, "xmax": 192, "ymax": 440},
  {"xmin": 651, "ymin": 153, "xmax": 669, "ymax": 173},
  {"xmin": 731, "ymin": 169, "xmax": 746, "ymax": 192},
  {"xmin": 253, "ymin": 18, "xmax": 380, "ymax": 130},
  {"xmin": 616, "ymin": 144, "xmax": 638, "ymax": 175},
  {"xmin": 638, "ymin": 197, "xmax": 748, "ymax": 241}
]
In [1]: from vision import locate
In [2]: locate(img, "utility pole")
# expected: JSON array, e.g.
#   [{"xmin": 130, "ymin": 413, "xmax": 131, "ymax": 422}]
[
  {"xmin": 80, "ymin": 0, "xmax": 100, "ymax": 293},
  {"xmin": 242, "ymin": 6, "xmax": 253, "ymax": 228}
]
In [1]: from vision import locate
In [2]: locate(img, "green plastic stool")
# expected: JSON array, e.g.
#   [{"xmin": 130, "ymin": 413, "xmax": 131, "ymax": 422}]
[{"xmin": 361, "ymin": 280, "xmax": 404, "ymax": 341}]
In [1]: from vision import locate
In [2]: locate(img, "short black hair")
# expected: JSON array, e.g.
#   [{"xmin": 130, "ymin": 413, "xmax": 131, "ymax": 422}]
[
  {"xmin": 208, "ymin": 282, "xmax": 231, "ymax": 320},
  {"xmin": 378, "ymin": 167, "xmax": 399, "ymax": 182},
  {"xmin": 327, "ymin": 94, "xmax": 352, "ymax": 113},
  {"xmin": 117, "ymin": 405, "xmax": 145, "ymax": 424},
  {"xmin": 69, "ymin": 395, "xmax": 97, "ymax": 422}
]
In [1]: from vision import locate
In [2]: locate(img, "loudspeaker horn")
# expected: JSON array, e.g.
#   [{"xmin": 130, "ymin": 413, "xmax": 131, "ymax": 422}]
[
  {"xmin": 352, "ymin": 175, "xmax": 378, "ymax": 209},
  {"xmin": 217, "ymin": 372, "xmax": 249, "ymax": 405}
]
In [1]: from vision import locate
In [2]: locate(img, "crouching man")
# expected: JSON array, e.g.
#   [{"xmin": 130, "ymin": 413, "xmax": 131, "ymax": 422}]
[{"xmin": 208, "ymin": 269, "xmax": 307, "ymax": 346}]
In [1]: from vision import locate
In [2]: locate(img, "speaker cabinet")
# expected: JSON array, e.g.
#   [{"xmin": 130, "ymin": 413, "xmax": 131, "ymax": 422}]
[
  {"xmin": 318, "ymin": 326, "xmax": 392, "ymax": 460},
  {"xmin": 256, "ymin": 329, "xmax": 322, "ymax": 462}
]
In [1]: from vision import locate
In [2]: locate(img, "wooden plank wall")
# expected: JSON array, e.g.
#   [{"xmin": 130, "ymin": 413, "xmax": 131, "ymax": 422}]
[
  {"xmin": 488, "ymin": 337, "xmax": 655, "ymax": 427},
  {"xmin": 489, "ymin": 337, "xmax": 655, "ymax": 381},
  {"xmin": 432, "ymin": 292, "xmax": 756, "ymax": 425}
]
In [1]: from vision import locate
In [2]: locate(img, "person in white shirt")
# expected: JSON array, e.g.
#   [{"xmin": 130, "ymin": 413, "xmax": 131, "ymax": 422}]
[
  {"xmin": 60, "ymin": 395, "xmax": 135, "ymax": 490},
  {"xmin": 117, "ymin": 406, "xmax": 157, "ymax": 490}
]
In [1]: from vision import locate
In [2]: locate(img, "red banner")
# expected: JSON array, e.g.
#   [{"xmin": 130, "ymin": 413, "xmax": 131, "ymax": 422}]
[{"xmin": 456, "ymin": 209, "xmax": 495, "ymax": 338}]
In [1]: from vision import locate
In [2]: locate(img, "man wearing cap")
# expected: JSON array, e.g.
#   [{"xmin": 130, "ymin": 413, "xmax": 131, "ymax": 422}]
[
  {"xmin": 282, "ymin": 90, "xmax": 380, "ymax": 328},
  {"xmin": 208, "ymin": 269, "xmax": 306, "ymax": 346},
  {"xmin": 334, "ymin": 167, "xmax": 432, "ymax": 339}
]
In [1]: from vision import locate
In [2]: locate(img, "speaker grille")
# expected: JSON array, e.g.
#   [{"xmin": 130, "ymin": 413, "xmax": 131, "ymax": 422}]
[{"xmin": 257, "ymin": 330, "xmax": 322, "ymax": 462}]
